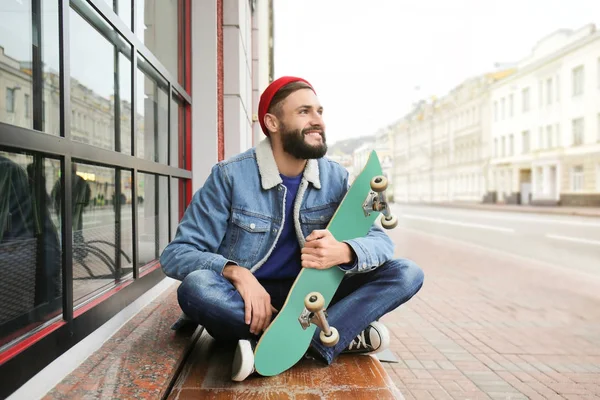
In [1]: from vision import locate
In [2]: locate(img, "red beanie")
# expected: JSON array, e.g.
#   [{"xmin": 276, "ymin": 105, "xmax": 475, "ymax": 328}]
[{"xmin": 258, "ymin": 76, "xmax": 315, "ymax": 136}]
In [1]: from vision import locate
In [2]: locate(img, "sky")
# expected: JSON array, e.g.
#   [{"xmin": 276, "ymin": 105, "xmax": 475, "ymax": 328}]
[{"xmin": 273, "ymin": 0, "xmax": 600, "ymax": 145}]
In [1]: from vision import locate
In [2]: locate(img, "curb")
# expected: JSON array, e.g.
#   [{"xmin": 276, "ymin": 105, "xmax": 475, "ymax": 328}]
[{"xmin": 395, "ymin": 202, "xmax": 600, "ymax": 218}]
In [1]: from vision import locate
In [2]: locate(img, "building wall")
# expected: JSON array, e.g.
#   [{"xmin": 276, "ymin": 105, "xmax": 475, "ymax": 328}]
[
  {"xmin": 392, "ymin": 75, "xmax": 496, "ymax": 204},
  {"xmin": 489, "ymin": 24, "xmax": 600, "ymax": 205}
]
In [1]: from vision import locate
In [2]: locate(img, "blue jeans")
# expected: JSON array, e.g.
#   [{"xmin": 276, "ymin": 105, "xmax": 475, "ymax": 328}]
[{"xmin": 177, "ymin": 258, "xmax": 424, "ymax": 364}]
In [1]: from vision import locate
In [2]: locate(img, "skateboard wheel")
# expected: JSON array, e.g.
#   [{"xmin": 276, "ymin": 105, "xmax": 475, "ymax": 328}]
[
  {"xmin": 381, "ymin": 214, "xmax": 398, "ymax": 229},
  {"xmin": 370, "ymin": 176, "xmax": 388, "ymax": 192},
  {"xmin": 305, "ymin": 292, "xmax": 325, "ymax": 312},
  {"xmin": 320, "ymin": 327, "xmax": 339, "ymax": 347}
]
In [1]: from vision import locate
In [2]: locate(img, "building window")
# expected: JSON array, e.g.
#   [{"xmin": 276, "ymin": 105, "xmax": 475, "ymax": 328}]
[
  {"xmin": 522, "ymin": 87, "xmax": 530, "ymax": 112},
  {"xmin": 494, "ymin": 138, "xmax": 498, "ymax": 157},
  {"xmin": 555, "ymin": 123, "xmax": 561, "ymax": 147},
  {"xmin": 538, "ymin": 80, "xmax": 543, "ymax": 107},
  {"xmin": 546, "ymin": 125, "xmax": 553, "ymax": 148},
  {"xmin": 494, "ymin": 101, "xmax": 498, "ymax": 122},
  {"xmin": 538, "ymin": 127, "xmax": 544, "ymax": 150},
  {"xmin": 572, "ymin": 118, "xmax": 584, "ymax": 146},
  {"xmin": 546, "ymin": 78, "xmax": 553, "ymax": 105},
  {"xmin": 501, "ymin": 136, "xmax": 506, "ymax": 157},
  {"xmin": 522, "ymin": 131, "xmax": 530, "ymax": 153},
  {"xmin": 597, "ymin": 57, "xmax": 600, "ymax": 88},
  {"xmin": 24, "ymin": 94, "xmax": 30, "ymax": 118},
  {"xmin": 501, "ymin": 98, "xmax": 505, "ymax": 120},
  {"xmin": 572, "ymin": 65, "xmax": 584, "ymax": 96},
  {"xmin": 136, "ymin": 0, "xmax": 186, "ymax": 85},
  {"xmin": 0, "ymin": 0, "xmax": 192, "ymax": 390},
  {"xmin": 556, "ymin": 74, "xmax": 560, "ymax": 102},
  {"xmin": 0, "ymin": 150, "xmax": 63, "ymax": 349},
  {"xmin": 509, "ymin": 134, "xmax": 514, "ymax": 156},
  {"xmin": 571, "ymin": 166, "xmax": 584, "ymax": 192},
  {"xmin": 6, "ymin": 88, "xmax": 15, "ymax": 113},
  {"xmin": 597, "ymin": 113, "xmax": 600, "ymax": 142},
  {"xmin": 509, "ymin": 94, "xmax": 514, "ymax": 117}
]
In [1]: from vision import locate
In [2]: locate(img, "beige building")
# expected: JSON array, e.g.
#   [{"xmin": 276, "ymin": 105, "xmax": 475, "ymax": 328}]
[
  {"xmin": 393, "ymin": 71, "xmax": 510, "ymax": 203},
  {"xmin": 489, "ymin": 24, "xmax": 600, "ymax": 206}
]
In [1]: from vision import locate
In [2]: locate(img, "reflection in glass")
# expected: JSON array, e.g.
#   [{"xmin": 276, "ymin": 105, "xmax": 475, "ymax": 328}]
[
  {"xmin": 170, "ymin": 178, "xmax": 187, "ymax": 241},
  {"xmin": 102, "ymin": 0, "xmax": 132, "ymax": 30},
  {"xmin": 119, "ymin": 53, "xmax": 133, "ymax": 155},
  {"xmin": 138, "ymin": 173, "xmax": 168, "ymax": 270},
  {"xmin": 136, "ymin": 58, "xmax": 168, "ymax": 163},
  {"xmin": 136, "ymin": 0, "xmax": 183, "ymax": 83},
  {"xmin": 171, "ymin": 95, "xmax": 186, "ymax": 168},
  {"xmin": 0, "ymin": 150, "xmax": 62, "ymax": 347},
  {"xmin": 52, "ymin": 163, "xmax": 132, "ymax": 304},
  {"xmin": 0, "ymin": 0, "xmax": 60, "ymax": 134},
  {"xmin": 70, "ymin": 4, "xmax": 132, "ymax": 152}
]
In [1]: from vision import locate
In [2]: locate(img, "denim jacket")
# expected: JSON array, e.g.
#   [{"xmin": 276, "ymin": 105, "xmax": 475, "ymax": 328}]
[{"xmin": 160, "ymin": 139, "xmax": 394, "ymax": 281}]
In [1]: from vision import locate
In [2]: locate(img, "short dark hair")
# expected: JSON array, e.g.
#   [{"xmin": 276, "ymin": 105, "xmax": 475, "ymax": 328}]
[{"xmin": 267, "ymin": 81, "xmax": 313, "ymax": 117}]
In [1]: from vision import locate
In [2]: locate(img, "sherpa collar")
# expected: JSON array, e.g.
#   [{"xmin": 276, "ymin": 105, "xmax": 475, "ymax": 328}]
[{"xmin": 254, "ymin": 138, "xmax": 321, "ymax": 190}]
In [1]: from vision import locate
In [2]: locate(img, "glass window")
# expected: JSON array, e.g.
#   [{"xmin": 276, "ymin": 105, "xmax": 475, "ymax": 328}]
[
  {"xmin": 572, "ymin": 65, "xmax": 584, "ymax": 96},
  {"xmin": 0, "ymin": 150, "xmax": 62, "ymax": 348},
  {"xmin": 521, "ymin": 131, "xmax": 530, "ymax": 153},
  {"xmin": 522, "ymin": 87, "xmax": 530, "ymax": 112},
  {"xmin": 137, "ymin": 173, "xmax": 168, "ymax": 270},
  {"xmin": 572, "ymin": 117, "xmax": 584, "ymax": 146},
  {"xmin": 53, "ymin": 162, "xmax": 133, "ymax": 304},
  {"xmin": 136, "ymin": 0, "xmax": 184, "ymax": 84},
  {"xmin": 137, "ymin": 56, "xmax": 168, "ymax": 163},
  {"xmin": 571, "ymin": 166, "xmax": 584, "ymax": 192},
  {"xmin": 170, "ymin": 177, "xmax": 188, "ymax": 241},
  {"xmin": 70, "ymin": 3, "xmax": 132, "ymax": 153},
  {"xmin": 0, "ymin": 1, "xmax": 60, "ymax": 134},
  {"xmin": 102, "ymin": 0, "xmax": 132, "ymax": 30},
  {"xmin": 171, "ymin": 94, "xmax": 186, "ymax": 168}
]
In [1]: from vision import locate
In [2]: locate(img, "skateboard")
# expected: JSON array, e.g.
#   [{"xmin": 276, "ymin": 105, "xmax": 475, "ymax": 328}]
[{"xmin": 253, "ymin": 151, "xmax": 398, "ymax": 376}]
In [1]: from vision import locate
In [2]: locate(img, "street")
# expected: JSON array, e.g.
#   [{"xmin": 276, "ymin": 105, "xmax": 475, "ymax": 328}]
[
  {"xmin": 392, "ymin": 204, "xmax": 600, "ymax": 278},
  {"xmin": 381, "ymin": 205, "xmax": 600, "ymax": 399}
]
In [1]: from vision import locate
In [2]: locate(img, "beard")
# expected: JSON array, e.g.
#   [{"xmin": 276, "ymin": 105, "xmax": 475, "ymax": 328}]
[{"xmin": 280, "ymin": 123, "xmax": 328, "ymax": 160}]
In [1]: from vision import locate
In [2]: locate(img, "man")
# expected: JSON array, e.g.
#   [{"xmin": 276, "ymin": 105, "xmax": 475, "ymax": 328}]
[{"xmin": 160, "ymin": 76, "xmax": 424, "ymax": 381}]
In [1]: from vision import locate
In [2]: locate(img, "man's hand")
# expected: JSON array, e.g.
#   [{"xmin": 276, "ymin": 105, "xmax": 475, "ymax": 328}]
[
  {"xmin": 301, "ymin": 229, "xmax": 354, "ymax": 270},
  {"xmin": 223, "ymin": 264, "xmax": 277, "ymax": 335}
]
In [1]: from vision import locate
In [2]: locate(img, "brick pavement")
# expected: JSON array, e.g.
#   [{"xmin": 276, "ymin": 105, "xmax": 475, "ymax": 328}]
[{"xmin": 380, "ymin": 227, "xmax": 600, "ymax": 400}]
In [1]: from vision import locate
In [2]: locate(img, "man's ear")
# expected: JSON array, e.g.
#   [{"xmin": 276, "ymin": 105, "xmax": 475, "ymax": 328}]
[{"xmin": 264, "ymin": 113, "xmax": 279, "ymax": 134}]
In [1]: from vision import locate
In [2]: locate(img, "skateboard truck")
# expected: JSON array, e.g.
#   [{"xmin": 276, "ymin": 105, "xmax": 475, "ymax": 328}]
[
  {"xmin": 362, "ymin": 175, "xmax": 398, "ymax": 229},
  {"xmin": 298, "ymin": 292, "xmax": 339, "ymax": 347}
]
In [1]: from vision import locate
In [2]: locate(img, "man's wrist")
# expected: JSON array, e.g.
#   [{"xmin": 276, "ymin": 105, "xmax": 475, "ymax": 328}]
[
  {"xmin": 341, "ymin": 243, "xmax": 355, "ymax": 265},
  {"xmin": 223, "ymin": 263, "xmax": 244, "ymax": 282}
]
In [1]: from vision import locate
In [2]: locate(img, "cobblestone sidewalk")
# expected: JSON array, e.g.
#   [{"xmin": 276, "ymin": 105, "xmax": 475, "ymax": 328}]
[{"xmin": 381, "ymin": 227, "xmax": 600, "ymax": 400}]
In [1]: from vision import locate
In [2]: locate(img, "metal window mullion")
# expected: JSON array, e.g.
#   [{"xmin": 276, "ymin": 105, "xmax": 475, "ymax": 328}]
[
  {"xmin": 167, "ymin": 83, "xmax": 172, "ymax": 166},
  {"xmin": 114, "ymin": 169, "xmax": 122, "ymax": 281},
  {"xmin": 32, "ymin": 0, "xmax": 44, "ymax": 131},
  {"xmin": 132, "ymin": 169, "xmax": 139, "ymax": 279},
  {"xmin": 114, "ymin": 45, "xmax": 121, "ymax": 152},
  {"xmin": 59, "ymin": 0, "xmax": 73, "ymax": 320},
  {"xmin": 167, "ymin": 176, "xmax": 172, "ymax": 241},
  {"xmin": 132, "ymin": 52, "xmax": 137, "ymax": 158},
  {"xmin": 154, "ymin": 174, "xmax": 159, "ymax": 259}
]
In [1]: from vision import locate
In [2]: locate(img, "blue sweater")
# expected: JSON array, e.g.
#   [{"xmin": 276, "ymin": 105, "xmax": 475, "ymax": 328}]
[{"xmin": 254, "ymin": 173, "xmax": 302, "ymax": 280}]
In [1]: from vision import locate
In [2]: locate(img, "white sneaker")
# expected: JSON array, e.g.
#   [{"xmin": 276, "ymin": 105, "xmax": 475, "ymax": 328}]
[
  {"xmin": 343, "ymin": 321, "xmax": 390, "ymax": 355},
  {"xmin": 231, "ymin": 339, "xmax": 256, "ymax": 382}
]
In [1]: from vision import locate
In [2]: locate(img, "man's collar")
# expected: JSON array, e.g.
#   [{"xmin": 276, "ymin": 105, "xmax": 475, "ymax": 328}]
[{"xmin": 255, "ymin": 138, "xmax": 321, "ymax": 190}]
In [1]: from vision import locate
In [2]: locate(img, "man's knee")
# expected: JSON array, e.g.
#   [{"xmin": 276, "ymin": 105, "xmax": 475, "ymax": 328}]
[
  {"xmin": 384, "ymin": 258, "xmax": 425, "ymax": 296},
  {"xmin": 177, "ymin": 269, "xmax": 224, "ymax": 310}
]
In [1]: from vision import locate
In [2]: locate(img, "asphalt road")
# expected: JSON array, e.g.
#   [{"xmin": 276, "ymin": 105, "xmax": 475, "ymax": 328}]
[{"xmin": 390, "ymin": 204, "xmax": 600, "ymax": 278}]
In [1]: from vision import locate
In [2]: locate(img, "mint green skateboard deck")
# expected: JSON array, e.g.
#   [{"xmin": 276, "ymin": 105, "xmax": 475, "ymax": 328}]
[{"xmin": 253, "ymin": 151, "xmax": 394, "ymax": 376}]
